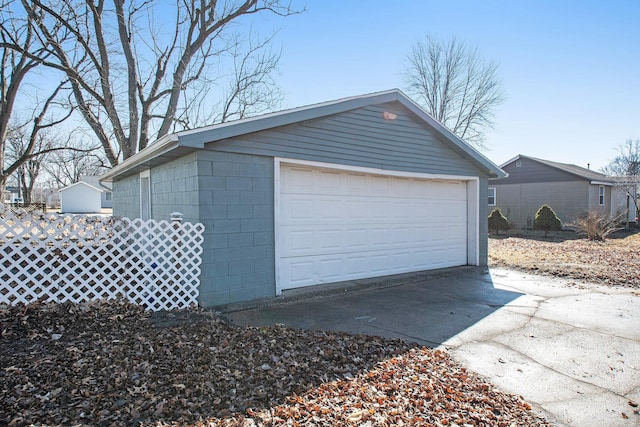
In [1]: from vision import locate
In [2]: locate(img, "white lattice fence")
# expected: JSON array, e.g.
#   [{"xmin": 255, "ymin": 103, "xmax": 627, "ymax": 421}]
[{"xmin": 0, "ymin": 205, "xmax": 205, "ymax": 311}]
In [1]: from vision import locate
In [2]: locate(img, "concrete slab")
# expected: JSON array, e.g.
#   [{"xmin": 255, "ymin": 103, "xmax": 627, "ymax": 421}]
[{"xmin": 221, "ymin": 266, "xmax": 640, "ymax": 427}]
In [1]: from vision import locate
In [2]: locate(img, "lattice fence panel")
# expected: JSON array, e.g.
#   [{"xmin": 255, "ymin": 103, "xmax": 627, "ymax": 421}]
[{"xmin": 0, "ymin": 205, "xmax": 205, "ymax": 311}]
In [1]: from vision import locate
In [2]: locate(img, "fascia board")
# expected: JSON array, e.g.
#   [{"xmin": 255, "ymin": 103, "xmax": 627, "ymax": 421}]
[
  {"xmin": 176, "ymin": 91, "xmax": 401, "ymax": 147},
  {"xmin": 100, "ymin": 134, "xmax": 180, "ymax": 182},
  {"xmin": 59, "ymin": 181, "xmax": 103, "ymax": 193}
]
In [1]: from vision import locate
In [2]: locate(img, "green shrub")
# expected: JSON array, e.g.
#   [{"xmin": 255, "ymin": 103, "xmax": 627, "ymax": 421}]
[
  {"xmin": 570, "ymin": 211, "xmax": 623, "ymax": 240},
  {"xmin": 488, "ymin": 208, "xmax": 509, "ymax": 235},
  {"xmin": 533, "ymin": 205, "xmax": 562, "ymax": 236}
]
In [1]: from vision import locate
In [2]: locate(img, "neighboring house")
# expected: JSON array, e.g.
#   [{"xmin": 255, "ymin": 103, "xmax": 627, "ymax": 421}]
[
  {"xmin": 80, "ymin": 175, "xmax": 113, "ymax": 209},
  {"xmin": 489, "ymin": 155, "xmax": 629, "ymax": 228},
  {"xmin": 2, "ymin": 186, "xmax": 19, "ymax": 203},
  {"xmin": 101, "ymin": 89, "xmax": 505, "ymax": 307},
  {"xmin": 59, "ymin": 181, "xmax": 103, "ymax": 213}
]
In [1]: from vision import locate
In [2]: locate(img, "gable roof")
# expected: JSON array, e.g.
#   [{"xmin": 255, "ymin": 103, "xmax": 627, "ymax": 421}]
[
  {"xmin": 501, "ymin": 155, "xmax": 614, "ymax": 183},
  {"xmin": 101, "ymin": 89, "xmax": 506, "ymax": 182},
  {"xmin": 80, "ymin": 175, "xmax": 112, "ymax": 191},
  {"xmin": 59, "ymin": 181, "xmax": 104, "ymax": 193}
]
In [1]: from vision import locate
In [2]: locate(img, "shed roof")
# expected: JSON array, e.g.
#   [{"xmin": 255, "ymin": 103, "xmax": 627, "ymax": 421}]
[
  {"xmin": 58, "ymin": 181, "xmax": 104, "ymax": 193},
  {"xmin": 101, "ymin": 89, "xmax": 506, "ymax": 182},
  {"xmin": 501, "ymin": 155, "xmax": 614, "ymax": 183},
  {"xmin": 80, "ymin": 175, "xmax": 113, "ymax": 191}
]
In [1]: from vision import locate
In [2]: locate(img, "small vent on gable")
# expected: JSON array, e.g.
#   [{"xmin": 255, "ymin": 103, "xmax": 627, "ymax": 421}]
[{"xmin": 515, "ymin": 160, "xmax": 522, "ymax": 167}]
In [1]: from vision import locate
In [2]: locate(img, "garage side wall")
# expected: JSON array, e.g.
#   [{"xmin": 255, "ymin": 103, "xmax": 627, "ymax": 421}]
[
  {"xmin": 148, "ymin": 153, "xmax": 200, "ymax": 223},
  {"xmin": 196, "ymin": 151, "xmax": 275, "ymax": 307},
  {"xmin": 112, "ymin": 175, "xmax": 140, "ymax": 218}
]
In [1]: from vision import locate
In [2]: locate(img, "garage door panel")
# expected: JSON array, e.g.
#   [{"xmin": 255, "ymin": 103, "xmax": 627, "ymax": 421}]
[
  {"xmin": 371, "ymin": 176, "xmax": 391, "ymax": 195},
  {"xmin": 319, "ymin": 229, "xmax": 342, "ymax": 250},
  {"xmin": 346, "ymin": 173, "xmax": 368, "ymax": 193},
  {"xmin": 344, "ymin": 255, "xmax": 368, "ymax": 276},
  {"xmin": 286, "ymin": 230, "xmax": 315, "ymax": 253},
  {"xmin": 391, "ymin": 226, "xmax": 412, "ymax": 245},
  {"xmin": 286, "ymin": 260, "xmax": 316, "ymax": 287},
  {"xmin": 278, "ymin": 164, "xmax": 469, "ymax": 290},
  {"xmin": 283, "ymin": 225, "xmax": 448, "ymax": 256},
  {"xmin": 344, "ymin": 228, "xmax": 368, "ymax": 249},
  {"xmin": 346, "ymin": 199, "xmax": 368, "ymax": 219}
]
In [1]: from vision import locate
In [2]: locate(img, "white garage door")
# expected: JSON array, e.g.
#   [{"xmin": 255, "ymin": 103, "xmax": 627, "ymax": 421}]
[{"xmin": 277, "ymin": 163, "xmax": 469, "ymax": 291}]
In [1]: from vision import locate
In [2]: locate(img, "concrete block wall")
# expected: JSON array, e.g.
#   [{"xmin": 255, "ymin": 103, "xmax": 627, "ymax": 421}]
[
  {"xmin": 112, "ymin": 175, "xmax": 140, "ymax": 218},
  {"xmin": 196, "ymin": 150, "xmax": 275, "ymax": 307},
  {"xmin": 148, "ymin": 153, "xmax": 200, "ymax": 223}
]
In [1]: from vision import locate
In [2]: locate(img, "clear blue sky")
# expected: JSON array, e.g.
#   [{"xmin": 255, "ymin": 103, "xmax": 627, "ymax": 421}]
[{"xmin": 258, "ymin": 0, "xmax": 639, "ymax": 171}]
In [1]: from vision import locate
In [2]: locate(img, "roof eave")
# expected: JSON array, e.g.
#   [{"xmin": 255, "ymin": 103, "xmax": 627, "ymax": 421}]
[
  {"xmin": 100, "ymin": 89, "xmax": 506, "ymax": 181},
  {"xmin": 100, "ymin": 134, "xmax": 180, "ymax": 182},
  {"xmin": 59, "ymin": 181, "xmax": 104, "ymax": 193},
  {"xmin": 176, "ymin": 90, "xmax": 403, "ymax": 147}
]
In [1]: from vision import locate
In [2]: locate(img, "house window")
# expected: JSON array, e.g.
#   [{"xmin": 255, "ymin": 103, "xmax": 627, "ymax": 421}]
[
  {"xmin": 105, "ymin": 191, "xmax": 112, "ymax": 201},
  {"xmin": 488, "ymin": 187, "xmax": 496, "ymax": 206},
  {"xmin": 140, "ymin": 170, "xmax": 151, "ymax": 220},
  {"xmin": 598, "ymin": 185, "xmax": 605, "ymax": 206}
]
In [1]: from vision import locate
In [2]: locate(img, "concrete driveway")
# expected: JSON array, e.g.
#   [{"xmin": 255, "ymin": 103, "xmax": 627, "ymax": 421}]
[{"xmin": 222, "ymin": 267, "xmax": 640, "ymax": 427}]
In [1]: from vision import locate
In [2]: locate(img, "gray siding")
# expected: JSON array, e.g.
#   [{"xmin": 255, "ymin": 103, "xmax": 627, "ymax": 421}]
[
  {"xmin": 195, "ymin": 103, "xmax": 488, "ymax": 178},
  {"xmin": 498, "ymin": 157, "xmax": 583, "ymax": 185},
  {"xmin": 196, "ymin": 151, "xmax": 275, "ymax": 307},
  {"xmin": 587, "ymin": 184, "xmax": 611, "ymax": 214},
  {"xmin": 112, "ymin": 175, "xmax": 140, "ymax": 218},
  {"xmin": 491, "ymin": 181, "xmax": 590, "ymax": 227}
]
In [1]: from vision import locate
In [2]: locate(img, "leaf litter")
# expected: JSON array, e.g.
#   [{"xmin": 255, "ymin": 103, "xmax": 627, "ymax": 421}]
[
  {"xmin": 0, "ymin": 299, "xmax": 552, "ymax": 426},
  {"xmin": 489, "ymin": 233, "xmax": 640, "ymax": 289}
]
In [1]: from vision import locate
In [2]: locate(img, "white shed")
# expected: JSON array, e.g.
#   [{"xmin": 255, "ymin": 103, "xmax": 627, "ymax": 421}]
[{"xmin": 59, "ymin": 181, "xmax": 103, "ymax": 213}]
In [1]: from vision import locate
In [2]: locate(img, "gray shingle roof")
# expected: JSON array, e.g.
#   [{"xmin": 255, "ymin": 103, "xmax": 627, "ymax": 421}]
[
  {"xmin": 102, "ymin": 89, "xmax": 506, "ymax": 182},
  {"xmin": 503, "ymin": 155, "xmax": 614, "ymax": 183}
]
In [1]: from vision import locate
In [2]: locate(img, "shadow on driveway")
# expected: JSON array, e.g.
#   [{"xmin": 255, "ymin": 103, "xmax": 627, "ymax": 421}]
[{"xmin": 222, "ymin": 266, "xmax": 523, "ymax": 347}]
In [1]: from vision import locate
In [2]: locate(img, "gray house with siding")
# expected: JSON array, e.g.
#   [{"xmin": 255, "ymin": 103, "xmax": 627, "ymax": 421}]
[
  {"xmin": 489, "ymin": 155, "xmax": 627, "ymax": 228},
  {"xmin": 101, "ymin": 90, "xmax": 505, "ymax": 307}
]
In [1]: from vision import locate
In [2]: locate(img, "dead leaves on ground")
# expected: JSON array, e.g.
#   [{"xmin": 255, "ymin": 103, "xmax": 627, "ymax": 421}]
[
  {"xmin": 1, "ymin": 300, "xmax": 551, "ymax": 426},
  {"xmin": 489, "ymin": 234, "xmax": 640, "ymax": 288}
]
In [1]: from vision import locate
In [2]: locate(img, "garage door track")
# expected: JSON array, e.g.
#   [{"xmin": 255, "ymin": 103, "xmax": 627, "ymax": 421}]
[{"xmin": 222, "ymin": 267, "xmax": 640, "ymax": 427}]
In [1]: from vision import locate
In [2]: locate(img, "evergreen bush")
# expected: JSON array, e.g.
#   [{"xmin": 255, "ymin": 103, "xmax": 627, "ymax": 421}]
[
  {"xmin": 488, "ymin": 208, "xmax": 509, "ymax": 235},
  {"xmin": 533, "ymin": 205, "xmax": 562, "ymax": 236}
]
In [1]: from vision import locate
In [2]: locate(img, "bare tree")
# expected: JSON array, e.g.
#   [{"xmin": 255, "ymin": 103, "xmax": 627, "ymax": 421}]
[
  {"xmin": 602, "ymin": 139, "xmax": 640, "ymax": 219},
  {"xmin": 0, "ymin": 79, "xmax": 74, "ymax": 196},
  {"xmin": 602, "ymin": 139, "xmax": 640, "ymax": 177},
  {"xmin": 0, "ymin": 0, "xmax": 71, "ymax": 193},
  {"xmin": 5, "ymin": 125, "xmax": 47, "ymax": 203},
  {"xmin": 43, "ymin": 137, "xmax": 108, "ymax": 188},
  {"xmin": 6, "ymin": 0, "xmax": 300, "ymax": 166},
  {"xmin": 403, "ymin": 35, "xmax": 505, "ymax": 148}
]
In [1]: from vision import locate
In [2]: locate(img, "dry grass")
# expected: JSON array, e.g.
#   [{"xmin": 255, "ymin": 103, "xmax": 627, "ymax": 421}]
[{"xmin": 489, "ymin": 232, "xmax": 640, "ymax": 288}]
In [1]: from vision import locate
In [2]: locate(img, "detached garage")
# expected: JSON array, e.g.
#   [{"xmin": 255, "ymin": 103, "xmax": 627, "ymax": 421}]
[
  {"xmin": 59, "ymin": 181, "xmax": 103, "ymax": 214},
  {"xmin": 102, "ymin": 89, "xmax": 505, "ymax": 307}
]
